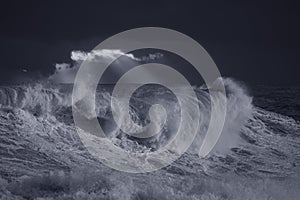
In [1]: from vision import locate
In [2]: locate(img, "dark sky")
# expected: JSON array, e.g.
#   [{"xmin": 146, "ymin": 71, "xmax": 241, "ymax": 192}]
[{"xmin": 0, "ymin": 0, "xmax": 299, "ymax": 85}]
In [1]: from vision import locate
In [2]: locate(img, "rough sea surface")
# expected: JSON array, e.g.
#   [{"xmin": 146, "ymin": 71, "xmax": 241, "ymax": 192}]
[{"xmin": 0, "ymin": 79, "xmax": 299, "ymax": 200}]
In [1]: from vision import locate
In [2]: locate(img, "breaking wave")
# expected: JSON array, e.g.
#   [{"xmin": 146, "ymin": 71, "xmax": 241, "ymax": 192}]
[{"xmin": 0, "ymin": 78, "xmax": 252, "ymax": 155}]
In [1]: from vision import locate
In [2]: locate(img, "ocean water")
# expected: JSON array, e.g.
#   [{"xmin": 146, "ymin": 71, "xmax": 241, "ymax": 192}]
[{"xmin": 0, "ymin": 79, "xmax": 299, "ymax": 200}]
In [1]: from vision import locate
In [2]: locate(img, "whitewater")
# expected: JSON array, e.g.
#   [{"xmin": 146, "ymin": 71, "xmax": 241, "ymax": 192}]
[{"xmin": 0, "ymin": 78, "xmax": 299, "ymax": 200}]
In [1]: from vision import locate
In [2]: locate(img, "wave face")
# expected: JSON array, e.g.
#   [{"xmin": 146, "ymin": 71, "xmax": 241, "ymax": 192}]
[{"xmin": 0, "ymin": 79, "xmax": 299, "ymax": 200}]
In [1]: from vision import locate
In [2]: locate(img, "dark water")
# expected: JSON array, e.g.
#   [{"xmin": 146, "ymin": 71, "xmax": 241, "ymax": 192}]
[{"xmin": 252, "ymin": 86, "xmax": 300, "ymax": 121}]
